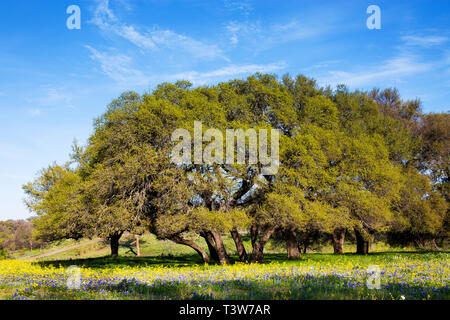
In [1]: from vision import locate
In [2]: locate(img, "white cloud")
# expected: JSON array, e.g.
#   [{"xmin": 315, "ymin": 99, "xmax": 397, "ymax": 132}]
[
  {"xmin": 271, "ymin": 21, "xmax": 300, "ymax": 32},
  {"xmin": 27, "ymin": 109, "xmax": 42, "ymax": 117},
  {"xmin": 224, "ymin": 19, "xmax": 329, "ymax": 50},
  {"xmin": 401, "ymin": 35, "xmax": 448, "ymax": 47},
  {"xmin": 91, "ymin": 0, "xmax": 228, "ymax": 61},
  {"xmin": 267, "ymin": 20, "xmax": 329, "ymax": 45},
  {"xmin": 85, "ymin": 43, "xmax": 286, "ymax": 86},
  {"xmin": 85, "ymin": 45, "xmax": 151, "ymax": 86},
  {"xmin": 87, "ymin": 1, "xmax": 286, "ymax": 86},
  {"xmin": 223, "ymin": 0, "xmax": 253, "ymax": 15},
  {"xmin": 117, "ymin": 25, "xmax": 157, "ymax": 50},
  {"xmin": 310, "ymin": 60, "xmax": 341, "ymax": 69},
  {"xmin": 225, "ymin": 21, "xmax": 261, "ymax": 46},
  {"xmin": 24, "ymin": 87, "xmax": 75, "ymax": 113},
  {"xmin": 319, "ymin": 55, "xmax": 431, "ymax": 88},
  {"xmin": 169, "ymin": 62, "xmax": 287, "ymax": 84},
  {"xmin": 37, "ymin": 88, "xmax": 72, "ymax": 106}
]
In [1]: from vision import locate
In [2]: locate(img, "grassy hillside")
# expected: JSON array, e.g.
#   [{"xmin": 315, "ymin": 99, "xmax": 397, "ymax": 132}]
[{"xmin": 11, "ymin": 238, "xmax": 101, "ymax": 260}]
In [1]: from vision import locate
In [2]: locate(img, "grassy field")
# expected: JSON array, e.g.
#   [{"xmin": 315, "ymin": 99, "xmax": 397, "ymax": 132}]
[
  {"xmin": 1, "ymin": 234, "xmax": 448, "ymax": 300},
  {"xmin": 16, "ymin": 232, "xmax": 404, "ymax": 262}
]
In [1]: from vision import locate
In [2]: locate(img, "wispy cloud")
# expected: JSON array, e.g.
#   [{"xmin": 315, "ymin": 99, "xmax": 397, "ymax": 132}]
[
  {"xmin": 91, "ymin": 0, "xmax": 228, "ymax": 61},
  {"xmin": 319, "ymin": 55, "xmax": 431, "ymax": 88},
  {"xmin": 85, "ymin": 45, "xmax": 151, "ymax": 86},
  {"xmin": 169, "ymin": 61, "xmax": 287, "ymax": 84},
  {"xmin": 401, "ymin": 35, "xmax": 448, "ymax": 47},
  {"xmin": 34, "ymin": 88, "xmax": 73, "ymax": 107},
  {"xmin": 223, "ymin": 0, "xmax": 253, "ymax": 15},
  {"xmin": 24, "ymin": 87, "xmax": 75, "ymax": 115},
  {"xmin": 268, "ymin": 20, "xmax": 326, "ymax": 43},
  {"xmin": 27, "ymin": 109, "xmax": 42, "ymax": 117},
  {"xmin": 224, "ymin": 19, "xmax": 329, "ymax": 50},
  {"xmin": 225, "ymin": 20, "xmax": 261, "ymax": 46},
  {"xmin": 86, "ymin": 42, "xmax": 286, "ymax": 86},
  {"xmin": 301, "ymin": 60, "xmax": 341, "ymax": 72}
]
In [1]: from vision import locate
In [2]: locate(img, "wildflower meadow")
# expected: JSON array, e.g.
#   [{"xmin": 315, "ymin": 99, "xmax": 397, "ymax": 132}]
[{"xmin": 1, "ymin": 253, "xmax": 448, "ymax": 300}]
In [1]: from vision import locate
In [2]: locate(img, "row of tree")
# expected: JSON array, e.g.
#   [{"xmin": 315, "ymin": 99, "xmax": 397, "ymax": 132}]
[
  {"xmin": 23, "ymin": 74, "xmax": 449, "ymax": 263},
  {"xmin": 0, "ymin": 219, "xmax": 44, "ymax": 257}
]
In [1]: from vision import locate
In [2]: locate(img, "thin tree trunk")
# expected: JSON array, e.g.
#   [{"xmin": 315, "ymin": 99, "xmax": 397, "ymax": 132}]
[
  {"xmin": 250, "ymin": 225, "xmax": 258, "ymax": 247},
  {"xmin": 332, "ymin": 228, "xmax": 345, "ymax": 254},
  {"xmin": 173, "ymin": 236, "xmax": 210, "ymax": 263},
  {"xmin": 414, "ymin": 238, "xmax": 425, "ymax": 249},
  {"xmin": 354, "ymin": 228, "xmax": 369, "ymax": 254},
  {"xmin": 249, "ymin": 226, "xmax": 276, "ymax": 263},
  {"xmin": 285, "ymin": 228, "xmax": 300, "ymax": 259},
  {"xmin": 202, "ymin": 231, "xmax": 220, "ymax": 262},
  {"xmin": 135, "ymin": 235, "xmax": 141, "ymax": 257},
  {"xmin": 430, "ymin": 239, "xmax": 442, "ymax": 251},
  {"xmin": 302, "ymin": 235, "xmax": 309, "ymax": 254},
  {"xmin": 210, "ymin": 230, "xmax": 230, "ymax": 265},
  {"xmin": 109, "ymin": 233, "xmax": 122, "ymax": 257},
  {"xmin": 230, "ymin": 228, "xmax": 248, "ymax": 262}
]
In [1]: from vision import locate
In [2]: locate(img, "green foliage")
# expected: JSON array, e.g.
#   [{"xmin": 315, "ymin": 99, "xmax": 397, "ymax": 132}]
[
  {"xmin": 0, "ymin": 219, "xmax": 43, "ymax": 257},
  {"xmin": 23, "ymin": 164, "xmax": 85, "ymax": 242},
  {"xmin": 416, "ymin": 112, "xmax": 450, "ymax": 201},
  {"xmin": 23, "ymin": 73, "xmax": 449, "ymax": 261}
]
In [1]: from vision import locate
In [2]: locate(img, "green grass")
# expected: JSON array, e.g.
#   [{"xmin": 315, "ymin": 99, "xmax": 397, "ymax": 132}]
[
  {"xmin": 2, "ymin": 233, "xmax": 448, "ymax": 300},
  {"xmin": 1, "ymin": 251, "xmax": 448, "ymax": 300},
  {"xmin": 36, "ymin": 251, "xmax": 448, "ymax": 269},
  {"xmin": 11, "ymin": 238, "xmax": 101, "ymax": 259},
  {"xmin": 30, "ymin": 232, "xmax": 417, "ymax": 262}
]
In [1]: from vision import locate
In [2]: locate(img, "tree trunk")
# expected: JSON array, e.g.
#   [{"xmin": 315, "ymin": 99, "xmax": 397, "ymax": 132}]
[
  {"xmin": 332, "ymin": 229, "xmax": 345, "ymax": 254},
  {"xmin": 354, "ymin": 228, "xmax": 369, "ymax": 254},
  {"xmin": 135, "ymin": 235, "xmax": 141, "ymax": 257},
  {"xmin": 430, "ymin": 239, "xmax": 442, "ymax": 251},
  {"xmin": 173, "ymin": 236, "xmax": 210, "ymax": 263},
  {"xmin": 249, "ymin": 226, "xmax": 276, "ymax": 263},
  {"xmin": 202, "ymin": 231, "xmax": 220, "ymax": 262},
  {"xmin": 109, "ymin": 233, "xmax": 122, "ymax": 257},
  {"xmin": 250, "ymin": 241, "xmax": 264, "ymax": 263},
  {"xmin": 414, "ymin": 238, "xmax": 425, "ymax": 249},
  {"xmin": 201, "ymin": 231, "xmax": 229, "ymax": 265},
  {"xmin": 250, "ymin": 225, "xmax": 258, "ymax": 247},
  {"xmin": 230, "ymin": 228, "xmax": 248, "ymax": 262},
  {"xmin": 210, "ymin": 230, "xmax": 230, "ymax": 265},
  {"xmin": 285, "ymin": 228, "xmax": 300, "ymax": 259},
  {"xmin": 302, "ymin": 235, "xmax": 309, "ymax": 254}
]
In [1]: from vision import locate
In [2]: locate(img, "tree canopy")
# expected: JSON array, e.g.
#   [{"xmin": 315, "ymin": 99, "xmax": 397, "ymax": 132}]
[{"xmin": 23, "ymin": 73, "xmax": 449, "ymax": 262}]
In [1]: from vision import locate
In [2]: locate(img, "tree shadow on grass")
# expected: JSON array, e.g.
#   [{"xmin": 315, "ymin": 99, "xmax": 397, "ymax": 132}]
[
  {"xmin": 36, "ymin": 253, "xmax": 207, "ymax": 269},
  {"xmin": 257, "ymin": 251, "xmax": 449, "ymax": 265},
  {"xmin": 35, "ymin": 250, "xmax": 449, "ymax": 270}
]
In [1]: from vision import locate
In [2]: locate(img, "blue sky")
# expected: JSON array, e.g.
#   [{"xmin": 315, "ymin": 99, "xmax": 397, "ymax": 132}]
[{"xmin": 0, "ymin": 0, "xmax": 449, "ymax": 220}]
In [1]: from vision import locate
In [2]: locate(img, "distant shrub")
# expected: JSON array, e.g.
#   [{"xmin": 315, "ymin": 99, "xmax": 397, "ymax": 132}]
[{"xmin": 0, "ymin": 248, "xmax": 8, "ymax": 260}]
